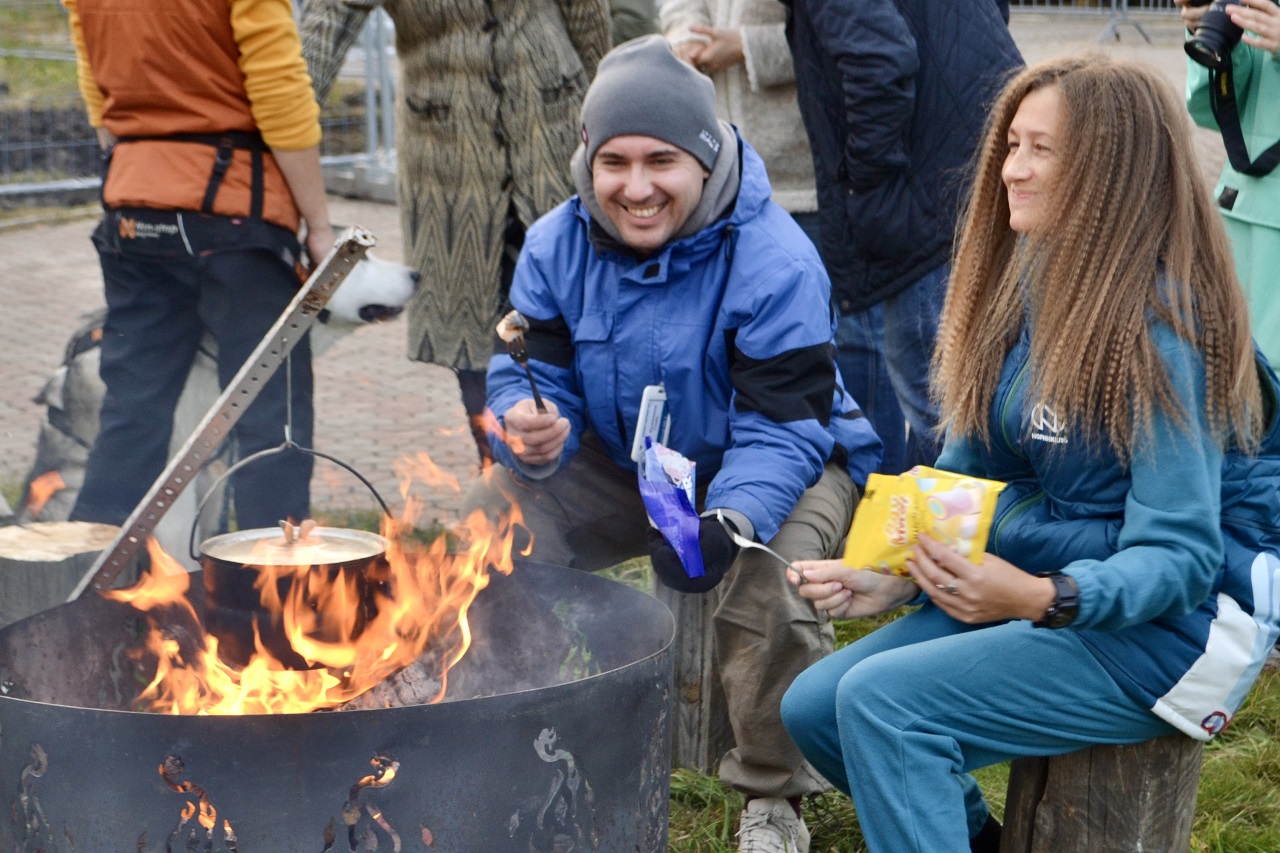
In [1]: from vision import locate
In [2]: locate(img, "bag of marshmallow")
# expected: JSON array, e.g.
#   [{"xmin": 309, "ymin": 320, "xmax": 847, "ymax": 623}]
[{"xmin": 843, "ymin": 466, "xmax": 1007, "ymax": 580}]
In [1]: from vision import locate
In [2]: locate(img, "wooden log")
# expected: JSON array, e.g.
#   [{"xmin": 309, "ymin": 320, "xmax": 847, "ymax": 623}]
[
  {"xmin": 1001, "ymin": 734, "xmax": 1205, "ymax": 853},
  {"xmin": 0, "ymin": 521, "xmax": 120, "ymax": 627},
  {"xmin": 653, "ymin": 582, "xmax": 735, "ymax": 774}
]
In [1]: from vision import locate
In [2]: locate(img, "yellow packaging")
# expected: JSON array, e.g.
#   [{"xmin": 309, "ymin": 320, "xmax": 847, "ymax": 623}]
[{"xmin": 843, "ymin": 466, "xmax": 1007, "ymax": 580}]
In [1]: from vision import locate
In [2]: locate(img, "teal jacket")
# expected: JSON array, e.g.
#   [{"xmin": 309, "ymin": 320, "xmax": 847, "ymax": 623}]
[
  {"xmin": 1187, "ymin": 42, "xmax": 1280, "ymax": 230},
  {"xmin": 937, "ymin": 315, "xmax": 1280, "ymax": 740}
]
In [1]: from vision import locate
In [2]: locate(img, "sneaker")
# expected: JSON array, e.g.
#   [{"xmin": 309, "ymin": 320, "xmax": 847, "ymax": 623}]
[{"xmin": 736, "ymin": 797, "xmax": 811, "ymax": 853}]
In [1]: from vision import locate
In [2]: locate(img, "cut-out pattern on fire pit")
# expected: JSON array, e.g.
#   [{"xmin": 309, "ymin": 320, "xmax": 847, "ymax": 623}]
[{"xmin": 0, "ymin": 562, "xmax": 674, "ymax": 852}]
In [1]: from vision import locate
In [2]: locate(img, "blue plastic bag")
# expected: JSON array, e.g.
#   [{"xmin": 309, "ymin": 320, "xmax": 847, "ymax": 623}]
[{"xmin": 637, "ymin": 439, "xmax": 704, "ymax": 579}]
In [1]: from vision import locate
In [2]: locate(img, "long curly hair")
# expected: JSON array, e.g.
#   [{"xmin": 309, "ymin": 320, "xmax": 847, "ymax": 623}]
[{"xmin": 932, "ymin": 55, "xmax": 1262, "ymax": 460}]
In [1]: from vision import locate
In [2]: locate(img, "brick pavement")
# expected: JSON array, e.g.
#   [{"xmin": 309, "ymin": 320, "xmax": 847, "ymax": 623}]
[
  {"xmin": 0, "ymin": 10, "xmax": 1228, "ymax": 528},
  {"xmin": 0, "ymin": 197, "xmax": 478, "ymax": 528}
]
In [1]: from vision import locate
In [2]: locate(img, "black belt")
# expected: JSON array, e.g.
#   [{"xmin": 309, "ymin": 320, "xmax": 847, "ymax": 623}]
[{"xmin": 115, "ymin": 130, "xmax": 268, "ymax": 219}]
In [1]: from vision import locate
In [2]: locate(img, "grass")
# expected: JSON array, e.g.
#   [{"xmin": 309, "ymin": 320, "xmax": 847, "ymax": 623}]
[
  {"xmin": 0, "ymin": 1, "xmax": 79, "ymax": 102},
  {"xmin": 663, "ymin": 607, "xmax": 1280, "ymax": 852}
]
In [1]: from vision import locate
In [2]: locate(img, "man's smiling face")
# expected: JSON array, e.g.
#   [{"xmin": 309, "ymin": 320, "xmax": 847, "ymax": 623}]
[{"xmin": 591, "ymin": 135, "xmax": 710, "ymax": 256}]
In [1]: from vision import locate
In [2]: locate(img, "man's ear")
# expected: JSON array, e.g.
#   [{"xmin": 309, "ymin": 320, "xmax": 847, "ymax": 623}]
[{"xmin": 702, "ymin": 168, "xmax": 711, "ymax": 180}]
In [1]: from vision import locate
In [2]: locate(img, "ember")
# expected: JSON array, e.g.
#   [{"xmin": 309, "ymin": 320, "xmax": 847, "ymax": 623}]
[{"xmin": 103, "ymin": 468, "xmax": 525, "ymax": 716}]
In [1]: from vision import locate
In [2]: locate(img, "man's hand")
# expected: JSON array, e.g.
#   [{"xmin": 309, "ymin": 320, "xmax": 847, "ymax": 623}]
[
  {"xmin": 304, "ymin": 223, "xmax": 337, "ymax": 270},
  {"xmin": 649, "ymin": 515, "xmax": 740, "ymax": 593},
  {"xmin": 905, "ymin": 534, "xmax": 1056, "ymax": 624},
  {"xmin": 502, "ymin": 398, "xmax": 570, "ymax": 466},
  {"xmin": 787, "ymin": 560, "xmax": 917, "ymax": 618},
  {"xmin": 687, "ymin": 24, "xmax": 745, "ymax": 73},
  {"xmin": 1227, "ymin": 0, "xmax": 1280, "ymax": 54}
]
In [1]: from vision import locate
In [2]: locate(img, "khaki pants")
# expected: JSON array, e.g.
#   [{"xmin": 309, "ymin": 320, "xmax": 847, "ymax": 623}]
[{"xmin": 464, "ymin": 434, "xmax": 857, "ymax": 798}]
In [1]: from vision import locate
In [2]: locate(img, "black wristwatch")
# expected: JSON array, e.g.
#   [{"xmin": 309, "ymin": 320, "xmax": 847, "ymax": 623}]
[{"xmin": 1033, "ymin": 572, "xmax": 1079, "ymax": 629}]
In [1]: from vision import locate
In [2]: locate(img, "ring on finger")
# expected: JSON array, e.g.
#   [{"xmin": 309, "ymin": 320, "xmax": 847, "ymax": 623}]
[{"xmin": 945, "ymin": 583, "xmax": 959, "ymax": 595}]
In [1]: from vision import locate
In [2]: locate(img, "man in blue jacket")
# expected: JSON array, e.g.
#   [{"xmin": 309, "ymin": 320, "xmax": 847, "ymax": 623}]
[
  {"xmin": 783, "ymin": 0, "xmax": 1022, "ymax": 473},
  {"xmin": 469, "ymin": 36, "xmax": 882, "ymax": 852}
]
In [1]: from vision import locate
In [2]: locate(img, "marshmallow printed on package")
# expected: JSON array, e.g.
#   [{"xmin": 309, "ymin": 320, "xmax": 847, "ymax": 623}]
[{"xmin": 842, "ymin": 466, "xmax": 1007, "ymax": 580}]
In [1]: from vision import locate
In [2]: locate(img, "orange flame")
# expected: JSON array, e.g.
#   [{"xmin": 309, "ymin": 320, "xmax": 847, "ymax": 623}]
[
  {"xmin": 104, "ymin": 458, "xmax": 523, "ymax": 715},
  {"xmin": 23, "ymin": 470, "xmax": 65, "ymax": 518}
]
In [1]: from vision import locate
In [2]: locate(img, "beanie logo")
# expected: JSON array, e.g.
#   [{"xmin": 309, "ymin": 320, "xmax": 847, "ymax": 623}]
[{"xmin": 699, "ymin": 129, "xmax": 721, "ymax": 154}]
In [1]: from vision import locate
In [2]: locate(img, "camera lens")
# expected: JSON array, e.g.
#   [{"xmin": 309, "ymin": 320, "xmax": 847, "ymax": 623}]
[{"xmin": 1185, "ymin": 0, "xmax": 1245, "ymax": 70}]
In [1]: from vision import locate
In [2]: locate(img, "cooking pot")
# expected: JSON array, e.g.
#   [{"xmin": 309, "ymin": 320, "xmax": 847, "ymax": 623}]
[{"xmin": 200, "ymin": 523, "xmax": 389, "ymax": 668}]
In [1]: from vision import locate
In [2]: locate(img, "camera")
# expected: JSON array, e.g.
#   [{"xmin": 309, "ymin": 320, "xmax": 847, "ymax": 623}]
[{"xmin": 1185, "ymin": 0, "xmax": 1276, "ymax": 70}]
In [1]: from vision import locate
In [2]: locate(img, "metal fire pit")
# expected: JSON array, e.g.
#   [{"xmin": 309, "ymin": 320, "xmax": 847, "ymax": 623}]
[{"xmin": 0, "ymin": 561, "xmax": 674, "ymax": 852}]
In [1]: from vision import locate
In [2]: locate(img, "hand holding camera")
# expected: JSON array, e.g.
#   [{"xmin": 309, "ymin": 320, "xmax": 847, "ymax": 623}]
[{"xmin": 1183, "ymin": 0, "xmax": 1280, "ymax": 68}]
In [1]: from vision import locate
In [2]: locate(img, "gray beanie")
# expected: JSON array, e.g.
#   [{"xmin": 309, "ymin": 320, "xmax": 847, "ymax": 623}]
[{"xmin": 580, "ymin": 35, "xmax": 722, "ymax": 172}]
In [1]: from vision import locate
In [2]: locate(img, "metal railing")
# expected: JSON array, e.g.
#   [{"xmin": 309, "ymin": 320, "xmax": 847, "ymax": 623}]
[{"xmin": 0, "ymin": 0, "xmax": 395, "ymax": 209}]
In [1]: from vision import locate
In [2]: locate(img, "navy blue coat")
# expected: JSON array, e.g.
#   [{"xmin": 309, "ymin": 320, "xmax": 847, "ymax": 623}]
[{"xmin": 783, "ymin": 0, "xmax": 1022, "ymax": 312}]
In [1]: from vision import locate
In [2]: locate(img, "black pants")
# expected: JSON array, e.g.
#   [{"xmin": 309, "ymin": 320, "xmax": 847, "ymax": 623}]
[{"xmin": 72, "ymin": 208, "xmax": 313, "ymax": 530}]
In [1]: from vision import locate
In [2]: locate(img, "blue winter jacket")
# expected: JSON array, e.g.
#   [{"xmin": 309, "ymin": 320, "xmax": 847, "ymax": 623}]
[
  {"xmin": 486, "ymin": 135, "xmax": 883, "ymax": 544},
  {"xmin": 937, "ymin": 318, "xmax": 1280, "ymax": 740}
]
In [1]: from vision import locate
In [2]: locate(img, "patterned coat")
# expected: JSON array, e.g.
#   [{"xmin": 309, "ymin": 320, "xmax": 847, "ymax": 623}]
[{"xmin": 300, "ymin": 0, "xmax": 610, "ymax": 370}]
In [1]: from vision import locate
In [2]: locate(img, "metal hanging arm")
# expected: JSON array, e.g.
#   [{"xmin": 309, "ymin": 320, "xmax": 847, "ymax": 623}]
[{"xmin": 67, "ymin": 226, "xmax": 378, "ymax": 601}]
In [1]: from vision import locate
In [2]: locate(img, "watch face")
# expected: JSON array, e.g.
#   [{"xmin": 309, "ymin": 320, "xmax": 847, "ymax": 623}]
[
  {"xmin": 1036, "ymin": 573, "xmax": 1079, "ymax": 629},
  {"xmin": 1045, "ymin": 605, "xmax": 1077, "ymax": 629}
]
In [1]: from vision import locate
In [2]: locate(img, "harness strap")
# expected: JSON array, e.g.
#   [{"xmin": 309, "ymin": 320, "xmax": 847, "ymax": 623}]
[
  {"xmin": 113, "ymin": 130, "xmax": 269, "ymax": 218},
  {"xmin": 1209, "ymin": 62, "xmax": 1280, "ymax": 178}
]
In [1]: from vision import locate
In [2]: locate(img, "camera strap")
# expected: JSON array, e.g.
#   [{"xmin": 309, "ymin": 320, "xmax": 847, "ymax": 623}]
[{"xmin": 1209, "ymin": 61, "xmax": 1280, "ymax": 177}]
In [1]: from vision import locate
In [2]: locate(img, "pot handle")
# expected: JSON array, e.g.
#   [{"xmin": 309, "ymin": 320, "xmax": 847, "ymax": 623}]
[{"xmin": 188, "ymin": 442, "xmax": 393, "ymax": 561}]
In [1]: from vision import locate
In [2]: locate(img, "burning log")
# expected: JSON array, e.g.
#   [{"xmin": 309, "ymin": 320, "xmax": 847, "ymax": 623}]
[
  {"xmin": 0, "ymin": 521, "xmax": 120, "ymax": 628},
  {"xmin": 337, "ymin": 559, "xmax": 599, "ymax": 711}
]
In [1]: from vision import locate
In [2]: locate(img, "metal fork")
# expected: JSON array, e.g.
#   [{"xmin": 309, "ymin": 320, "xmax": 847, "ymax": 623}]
[{"xmin": 713, "ymin": 509, "xmax": 799, "ymax": 574}]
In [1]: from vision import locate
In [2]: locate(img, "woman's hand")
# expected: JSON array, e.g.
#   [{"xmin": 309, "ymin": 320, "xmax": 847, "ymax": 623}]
[
  {"xmin": 1227, "ymin": 0, "xmax": 1280, "ymax": 55},
  {"xmin": 687, "ymin": 24, "xmax": 745, "ymax": 73},
  {"xmin": 906, "ymin": 534, "xmax": 1056, "ymax": 624},
  {"xmin": 787, "ymin": 560, "xmax": 918, "ymax": 619},
  {"xmin": 1172, "ymin": 0, "xmax": 1211, "ymax": 31}
]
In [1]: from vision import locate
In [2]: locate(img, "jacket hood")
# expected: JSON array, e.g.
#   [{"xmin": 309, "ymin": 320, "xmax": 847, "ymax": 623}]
[{"xmin": 572, "ymin": 121, "xmax": 770, "ymax": 256}]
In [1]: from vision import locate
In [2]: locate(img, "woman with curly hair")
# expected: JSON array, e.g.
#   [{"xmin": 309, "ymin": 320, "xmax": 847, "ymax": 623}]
[{"xmin": 780, "ymin": 55, "xmax": 1280, "ymax": 853}]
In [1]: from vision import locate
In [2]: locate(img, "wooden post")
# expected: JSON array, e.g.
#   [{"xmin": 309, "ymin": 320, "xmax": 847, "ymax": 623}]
[
  {"xmin": 1001, "ymin": 734, "xmax": 1204, "ymax": 853},
  {"xmin": 653, "ymin": 583, "xmax": 735, "ymax": 773},
  {"xmin": 0, "ymin": 521, "xmax": 120, "ymax": 628}
]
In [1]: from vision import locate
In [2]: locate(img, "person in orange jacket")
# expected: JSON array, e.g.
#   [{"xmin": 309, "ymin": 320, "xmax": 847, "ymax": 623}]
[{"xmin": 63, "ymin": 0, "xmax": 334, "ymax": 531}]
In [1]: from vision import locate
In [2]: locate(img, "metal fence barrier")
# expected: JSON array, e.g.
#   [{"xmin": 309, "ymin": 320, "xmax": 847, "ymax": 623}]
[
  {"xmin": 0, "ymin": 0, "xmax": 395, "ymax": 211},
  {"xmin": 2, "ymin": 1, "xmax": 1178, "ymax": 211}
]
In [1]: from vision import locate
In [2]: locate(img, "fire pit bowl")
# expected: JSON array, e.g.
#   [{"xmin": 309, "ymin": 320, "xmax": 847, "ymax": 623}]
[{"xmin": 0, "ymin": 560, "xmax": 674, "ymax": 852}]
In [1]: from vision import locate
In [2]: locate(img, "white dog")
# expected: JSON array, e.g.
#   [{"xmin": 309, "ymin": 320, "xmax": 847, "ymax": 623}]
[{"xmin": 14, "ymin": 252, "xmax": 418, "ymax": 568}]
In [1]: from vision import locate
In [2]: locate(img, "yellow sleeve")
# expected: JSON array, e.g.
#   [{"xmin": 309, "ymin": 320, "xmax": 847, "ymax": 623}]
[
  {"xmin": 61, "ymin": 0, "xmax": 105, "ymax": 128},
  {"xmin": 229, "ymin": 0, "xmax": 323, "ymax": 151}
]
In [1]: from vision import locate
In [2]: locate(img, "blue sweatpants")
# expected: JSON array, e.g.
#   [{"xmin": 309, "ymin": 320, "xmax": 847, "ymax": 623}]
[{"xmin": 780, "ymin": 604, "xmax": 1177, "ymax": 852}]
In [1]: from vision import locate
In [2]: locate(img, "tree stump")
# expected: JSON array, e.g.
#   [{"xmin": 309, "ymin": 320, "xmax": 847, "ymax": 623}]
[
  {"xmin": 0, "ymin": 521, "xmax": 120, "ymax": 627},
  {"xmin": 653, "ymin": 583, "xmax": 735, "ymax": 774},
  {"xmin": 1001, "ymin": 734, "xmax": 1205, "ymax": 852}
]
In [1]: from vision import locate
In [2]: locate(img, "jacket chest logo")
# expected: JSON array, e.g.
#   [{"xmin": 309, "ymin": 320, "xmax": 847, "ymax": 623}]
[{"xmin": 1029, "ymin": 403, "xmax": 1068, "ymax": 445}]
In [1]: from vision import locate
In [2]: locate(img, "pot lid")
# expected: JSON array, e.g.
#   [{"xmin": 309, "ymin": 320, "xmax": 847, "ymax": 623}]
[{"xmin": 201, "ymin": 524, "xmax": 387, "ymax": 567}]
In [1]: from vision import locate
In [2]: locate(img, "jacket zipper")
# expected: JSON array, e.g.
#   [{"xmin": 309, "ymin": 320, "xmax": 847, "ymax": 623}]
[
  {"xmin": 990, "ymin": 489, "xmax": 1045, "ymax": 555},
  {"xmin": 998, "ymin": 357, "xmax": 1030, "ymax": 457}
]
